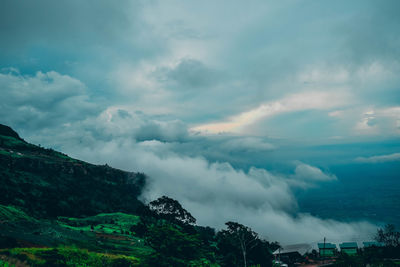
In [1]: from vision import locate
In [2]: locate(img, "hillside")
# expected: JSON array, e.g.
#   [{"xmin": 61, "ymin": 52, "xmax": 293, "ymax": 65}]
[{"xmin": 0, "ymin": 124, "xmax": 146, "ymax": 219}]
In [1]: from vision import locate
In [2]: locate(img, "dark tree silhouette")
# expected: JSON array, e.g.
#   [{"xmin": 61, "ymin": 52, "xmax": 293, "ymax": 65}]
[
  {"xmin": 217, "ymin": 221, "xmax": 267, "ymax": 267},
  {"xmin": 375, "ymin": 224, "xmax": 400, "ymax": 247},
  {"xmin": 149, "ymin": 196, "xmax": 196, "ymax": 225}
]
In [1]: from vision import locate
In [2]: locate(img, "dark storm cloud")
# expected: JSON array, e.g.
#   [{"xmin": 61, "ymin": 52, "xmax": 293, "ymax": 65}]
[
  {"xmin": 341, "ymin": 0, "xmax": 400, "ymax": 64},
  {"xmin": 0, "ymin": 0, "xmax": 136, "ymax": 48},
  {"xmin": 164, "ymin": 59, "xmax": 220, "ymax": 89}
]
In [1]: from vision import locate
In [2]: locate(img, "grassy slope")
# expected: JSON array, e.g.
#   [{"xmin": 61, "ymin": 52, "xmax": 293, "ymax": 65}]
[
  {"xmin": 0, "ymin": 131, "xmax": 145, "ymax": 219},
  {"xmin": 0, "ymin": 247, "xmax": 141, "ymax": 267},
  {"xmin": 0, "ymin": 205, "xmax": 152, "ymax": 266}
]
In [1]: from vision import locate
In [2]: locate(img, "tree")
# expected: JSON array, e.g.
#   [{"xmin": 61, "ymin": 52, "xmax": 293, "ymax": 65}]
[
  {"xmin": 144, "ymin": 222, "xmax": 203, "ymax": 266},
  {"xmin": 149, "ymin": 196, "xmax": 196, "ymax": 225},
  {"xmin": 217, "ymin": 221, "xmax": 271, "ymax": 267},
  {"xmin": 375, "ymin": 224, "xmax": 400, "ymax": 247}
]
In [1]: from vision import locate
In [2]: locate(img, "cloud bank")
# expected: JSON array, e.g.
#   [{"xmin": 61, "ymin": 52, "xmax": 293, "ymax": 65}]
[{"xmin": 33, "ymin": 107, "xmax": 374, "ymax": 245}]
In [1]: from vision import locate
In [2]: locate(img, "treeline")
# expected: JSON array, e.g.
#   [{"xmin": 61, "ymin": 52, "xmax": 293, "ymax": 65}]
[{"xmin": 132, "ymin": 196, "xmax": 280, "ymax": 267}]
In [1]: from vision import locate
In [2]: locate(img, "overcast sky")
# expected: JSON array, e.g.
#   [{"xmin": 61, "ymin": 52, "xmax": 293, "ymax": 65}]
[{"xmin": 1, "ymin": 0, "xmax": 399, "ymax": 244}]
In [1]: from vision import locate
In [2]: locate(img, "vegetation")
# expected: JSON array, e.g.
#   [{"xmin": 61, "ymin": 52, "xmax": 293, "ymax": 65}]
[
  {"xmin": 375, "ymin": 224, "xmax": 400, "ymax": 247},
  {"xmin": 0, "ymin": 247, "xmax": 140, "ymax": 267},
  {"xmin": 216, "ymin": 222, "xmax": 278, "ymax": 267},
  {"xmin": 0, "ymin": 124, "xmax": 146, "ymax": 219},
  {"xmin": 149, "ymin": 196, "xmax": 196, "ymax": 225}
]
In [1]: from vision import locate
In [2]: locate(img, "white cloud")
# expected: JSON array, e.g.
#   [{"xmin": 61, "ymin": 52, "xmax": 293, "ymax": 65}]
[
  {"xmin": 356, "ymin": 153, "xmax": 400, "ymax": 163},
  {"xmin": 109, "ymin": 62, "xmax": 175, "ymax": 115},
  {"xmin": 54, "ymin": 123, "xmax": 374, "ymax": 244},
  {"xmin": 288, "ymin": 163, "xmax": 337, "ymax": 189},
  {"xmin": 87, "ymin": 106, "xmax": 189, "ymax": 143},
  {"xmin": 0, "ymin": 69, "xmax": 97, "ymax": 130},
  {"xmin": 191, "ymin": 91, "xmax": 350, "ymax": 134},
  {"xmin": 354, "ymin": 107, "xmax": 400, "ymax": 136}
]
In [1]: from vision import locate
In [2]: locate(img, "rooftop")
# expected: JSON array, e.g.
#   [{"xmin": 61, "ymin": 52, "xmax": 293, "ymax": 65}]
[
  {"xmin": 318, "ymin": 243, "xmax": 336, "ymax": 249},
  {"xmin": 273, "ymin": 243, "xmax": 312, "ymax": 255},
  {"xmin": 339, "ymin": 242, "xmax": 358, "ymax": 249}
]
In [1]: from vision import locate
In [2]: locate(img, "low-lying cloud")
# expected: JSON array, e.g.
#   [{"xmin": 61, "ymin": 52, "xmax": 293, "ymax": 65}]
[
  {"xmin": 80, "ymin": 139, "xmax": 375, "ymax": 244},
  {"xmin": 44, "ymin": 110, "xmax": 375, "ymax": 245},
  {"xmin": 356, "ymin": 152, "xmax": 400, "ymax": 163},
  {"xmin": 287, "ymin": 163, "xmax": 337, "ymax": 189}
]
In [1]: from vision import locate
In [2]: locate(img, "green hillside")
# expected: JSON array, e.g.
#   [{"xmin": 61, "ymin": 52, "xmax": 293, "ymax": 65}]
[{"xmin": 0, "ymin": 124, "xmax": 146, "ymax": 219}]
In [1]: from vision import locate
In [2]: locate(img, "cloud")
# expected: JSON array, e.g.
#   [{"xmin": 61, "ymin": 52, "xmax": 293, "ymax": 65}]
[
  {"xmin": 353, "ymin": 107, "xmax": 400, "ymax": 136},
  {"xmin": 135, "ymin": 120, "xmax": 189, "ymax": 142},
  {"xmin": 0, "ymin": 69, "xmax": 97, "ymax": 131},
  {"xmin": 288, "ymin": 163, "xmax": 337, "ymax": 189},
  {"xmin": 102, "ymin": 145, "xmax": 375, "ymax": 244},
  {"xmin": 294, "ymin": 164, "xmax": 336, "ymax": 181},
  {"xmin": 219, "ymin": 137, "xmax": 275, "ymax": 152},
  {"xmin": 2, "ymin": 1, "xmax": 397, "ymax": 142},
  {"xmin": 341, "ymin": 0, "xmax": 400, "ymax": 64},
  {"xmin": 47, "ymin": 121, "xmax": 374, "ymax": 244},
  {"xmin": 0, "ymin": 0, "xmax": 141, "ymax": 49},
  {"xmin": 356, "ymin": 153, "xmax": 400, "ymax": 163},
  {"xmin": 191, "ymin": 91, "xmax": 350, "ymax": 134},
  {"xmin": 163, "ymin": 58, "xmax": 220, "ymax": 90},
  {"xmin": 80, "ymin": 106, "xmax": 190, "ymax": 143}
]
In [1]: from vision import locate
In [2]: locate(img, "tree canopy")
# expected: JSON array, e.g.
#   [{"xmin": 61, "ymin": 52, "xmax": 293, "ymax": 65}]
[
  {"xmin": 375, "ymin": 224, "xmax": 400, "ymax": 247},
  {"xmin": 216, "ymin": 221, "xmax": 274, "ymax": 267},
  {"xmin": 149, "ymin": 195, "xmax": 196, "ymax": 225}
]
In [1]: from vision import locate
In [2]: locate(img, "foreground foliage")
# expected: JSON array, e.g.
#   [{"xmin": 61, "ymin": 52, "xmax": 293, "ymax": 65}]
[{"xmin": 0, "ymin": 247, "xmax": 140, "ymax": 267}]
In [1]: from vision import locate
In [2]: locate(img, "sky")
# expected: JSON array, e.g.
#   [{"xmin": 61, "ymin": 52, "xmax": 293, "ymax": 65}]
[{"xmin": 1, "ymin": 0, "xmax": 399, "ymax": 244}]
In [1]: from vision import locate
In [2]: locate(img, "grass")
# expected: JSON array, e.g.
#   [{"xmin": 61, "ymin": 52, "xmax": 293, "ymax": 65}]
[
  {"xmin": 0, "ymin": 207, "xmax": 153, "ymax": 259},
  {"xmin": 0, "ymin": 134, "xmax": 78, "ymax": 164},
  {"xmin": 56, "ymin": 213, "xmax": 152, "ymax": 257},
  {"xmin": 0, "ymin": 136, "xmax": 28, "ymax": 147},
  {"xmin": 58, "ymin": 213, "xmax": 140, "ymax": 235},
  {"xmin": 0, "ymin": 205, "xmax": 37, "ymax": 223},
  {"xmin": 0, "ymin": 259, "xmax": 14, "ymax": 267},
  {"xmin": 0, "ymin": 246, "xmax": 141, "ymax": 266}
]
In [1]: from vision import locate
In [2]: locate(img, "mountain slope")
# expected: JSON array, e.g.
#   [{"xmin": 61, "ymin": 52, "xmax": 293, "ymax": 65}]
[{"xmin": 0, "ymin": 124, "xmax": 146, "ymax": 219}]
